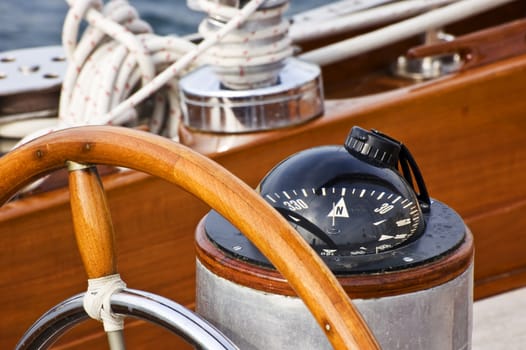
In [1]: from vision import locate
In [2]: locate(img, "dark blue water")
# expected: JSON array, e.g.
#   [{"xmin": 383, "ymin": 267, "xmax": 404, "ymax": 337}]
[{"xmin": 0, "ymin": 0, "xmax": 333, "ymax": 52}]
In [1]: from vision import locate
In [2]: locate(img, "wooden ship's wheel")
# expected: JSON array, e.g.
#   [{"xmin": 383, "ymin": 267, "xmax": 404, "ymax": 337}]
[{"xmin": 0, "ymin": 126, "xmax": 379, "ymax": 350}]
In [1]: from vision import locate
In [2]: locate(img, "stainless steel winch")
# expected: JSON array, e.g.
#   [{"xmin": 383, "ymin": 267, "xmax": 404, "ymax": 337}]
[
  {"xmin": 180, "ymin": 0, "xmax": 324, "ymax": 133},
  {"xmin": 195, "ymin": 126, "xmax": 474, "ymax": 349}
]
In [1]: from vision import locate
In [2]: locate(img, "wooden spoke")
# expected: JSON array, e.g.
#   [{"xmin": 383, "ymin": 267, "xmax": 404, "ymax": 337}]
[
  {"xmin": 0, "ymin": 126, "xmax": 379, "ymax": 350},
  {"xmin": 67, "ymin": 162, "xmax": 117, "ymax": 280}
]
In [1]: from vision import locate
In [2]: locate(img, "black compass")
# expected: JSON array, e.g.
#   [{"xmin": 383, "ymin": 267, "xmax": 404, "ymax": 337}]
[{"xmin": 203, "ymin": 126, "xmax": 465, "ymax": 274}]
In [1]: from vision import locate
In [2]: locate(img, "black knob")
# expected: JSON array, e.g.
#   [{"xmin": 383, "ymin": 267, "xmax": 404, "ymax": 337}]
[{"xmin": 344, "ymin": 126, "xmax": 401, "ymax": 168}]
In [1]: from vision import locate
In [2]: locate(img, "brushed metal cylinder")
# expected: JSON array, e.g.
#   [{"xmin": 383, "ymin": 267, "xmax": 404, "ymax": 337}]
[
  {"xmin": 196, "ymin": 260, "xmax": 472, "ymax": 350},
  {"xmin": 179, "ymin": 58, "xmax": 323, "ymax": 133}
]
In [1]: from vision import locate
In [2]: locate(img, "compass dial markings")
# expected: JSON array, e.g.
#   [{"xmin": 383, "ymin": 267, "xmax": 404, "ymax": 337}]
[
  {"xmin": 266, "ymin": 186, "xmax": 424, "ymax": 255},
  {"xmin": 396, "ymin": 218, "xmax": 411, "ymax": 227},
  {"xmin": 373, "ymin": 219, "xmax": 387, "ymax": 226},
  {"xmin": 266, "ymin": 194, "xmax": 276, "ymax": 203}
]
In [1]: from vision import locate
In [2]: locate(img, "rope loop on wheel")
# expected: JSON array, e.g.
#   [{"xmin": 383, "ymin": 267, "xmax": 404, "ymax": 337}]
[{"xmin": 83, "ymin": 274, "xmax": 127, "ymax": 332}]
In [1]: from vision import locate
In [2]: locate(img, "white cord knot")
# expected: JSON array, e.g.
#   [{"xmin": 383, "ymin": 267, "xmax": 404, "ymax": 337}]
[{"xmin": 83, "ymin": 274, "xmax": 127, "ymax": 332}]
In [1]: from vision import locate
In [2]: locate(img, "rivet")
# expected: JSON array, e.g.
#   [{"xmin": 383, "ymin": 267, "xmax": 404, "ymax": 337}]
[{"xmin": 35, "ymin": 149, "xmax": 43, "ymax": 158}]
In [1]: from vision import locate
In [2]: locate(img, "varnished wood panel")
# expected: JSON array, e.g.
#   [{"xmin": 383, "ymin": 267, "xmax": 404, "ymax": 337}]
[{"xmin": 469, "ymin": 198, "xmax": 526, "ymax": 299}]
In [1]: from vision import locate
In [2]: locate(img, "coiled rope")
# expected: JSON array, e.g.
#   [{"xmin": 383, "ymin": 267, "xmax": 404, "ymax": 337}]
[
  {"xmin": 197, "ymin": 0, "xmax": 292, "ymax": 89},
  {"xmin": 16, "ymin": 0, "xmax": 281, "ymax": 146},
  {"xmin": 60, "ymin": 0, "xmax": 196, "ymax": 138}
]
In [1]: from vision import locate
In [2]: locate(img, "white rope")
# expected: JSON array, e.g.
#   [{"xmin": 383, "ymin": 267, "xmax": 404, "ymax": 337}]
[
  {"xmin": 61, "ymin": 0, "xmax": 161, "ymax": 129},
  {"xmin": 11, "ymin": 0, "xmax": 198, "ymax": 147},
  {"xmin": 58, "ymin": 0, "xmax": 269, "ymax": 128},
  {"xmin": 290, "ymin": 0, "xmax": 459, "ymax": 43},
  {"xmin": 197, "ymin": 0, "xmax": 292, "ymax": 89},
  {"xmin": 92, "ymin": 0, "xmax": 267, "ymax": 126},
  {"xmin": 12, "ymin": 0, "xmax": 268, "ymax": 151},
  {"xmin": 83, "ymin": 274, "xmax": 127, "ymax": 332},
  {"xmin": 300, "ymin": 0, "xmax": 519, "ymax": 66},
  {"xmin": 291, "ymin": 0, "xmax": 396, "ymax": 24}
]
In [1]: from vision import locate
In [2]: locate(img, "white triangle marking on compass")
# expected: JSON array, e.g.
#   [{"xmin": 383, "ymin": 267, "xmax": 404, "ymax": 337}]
[
  {"xmin": 379, "ymin": 235, "xmax": 394, "ymax": 241},
  {"xmin": 327, "ymin": 198, "xmax": 349, "ymax": 218}
]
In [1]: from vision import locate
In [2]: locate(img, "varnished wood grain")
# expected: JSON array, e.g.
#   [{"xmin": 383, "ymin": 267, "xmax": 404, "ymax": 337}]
[
  {"xmin": 68, "ymin": 165, "xmax": 117, "ymax": 279},
  {"xmin": 469, "ymin": 198, "xmax": 526, "ymax": 299},
  {"xmin": 0, "ymin": 127, "xmax": 379, "ymax": 350}
]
